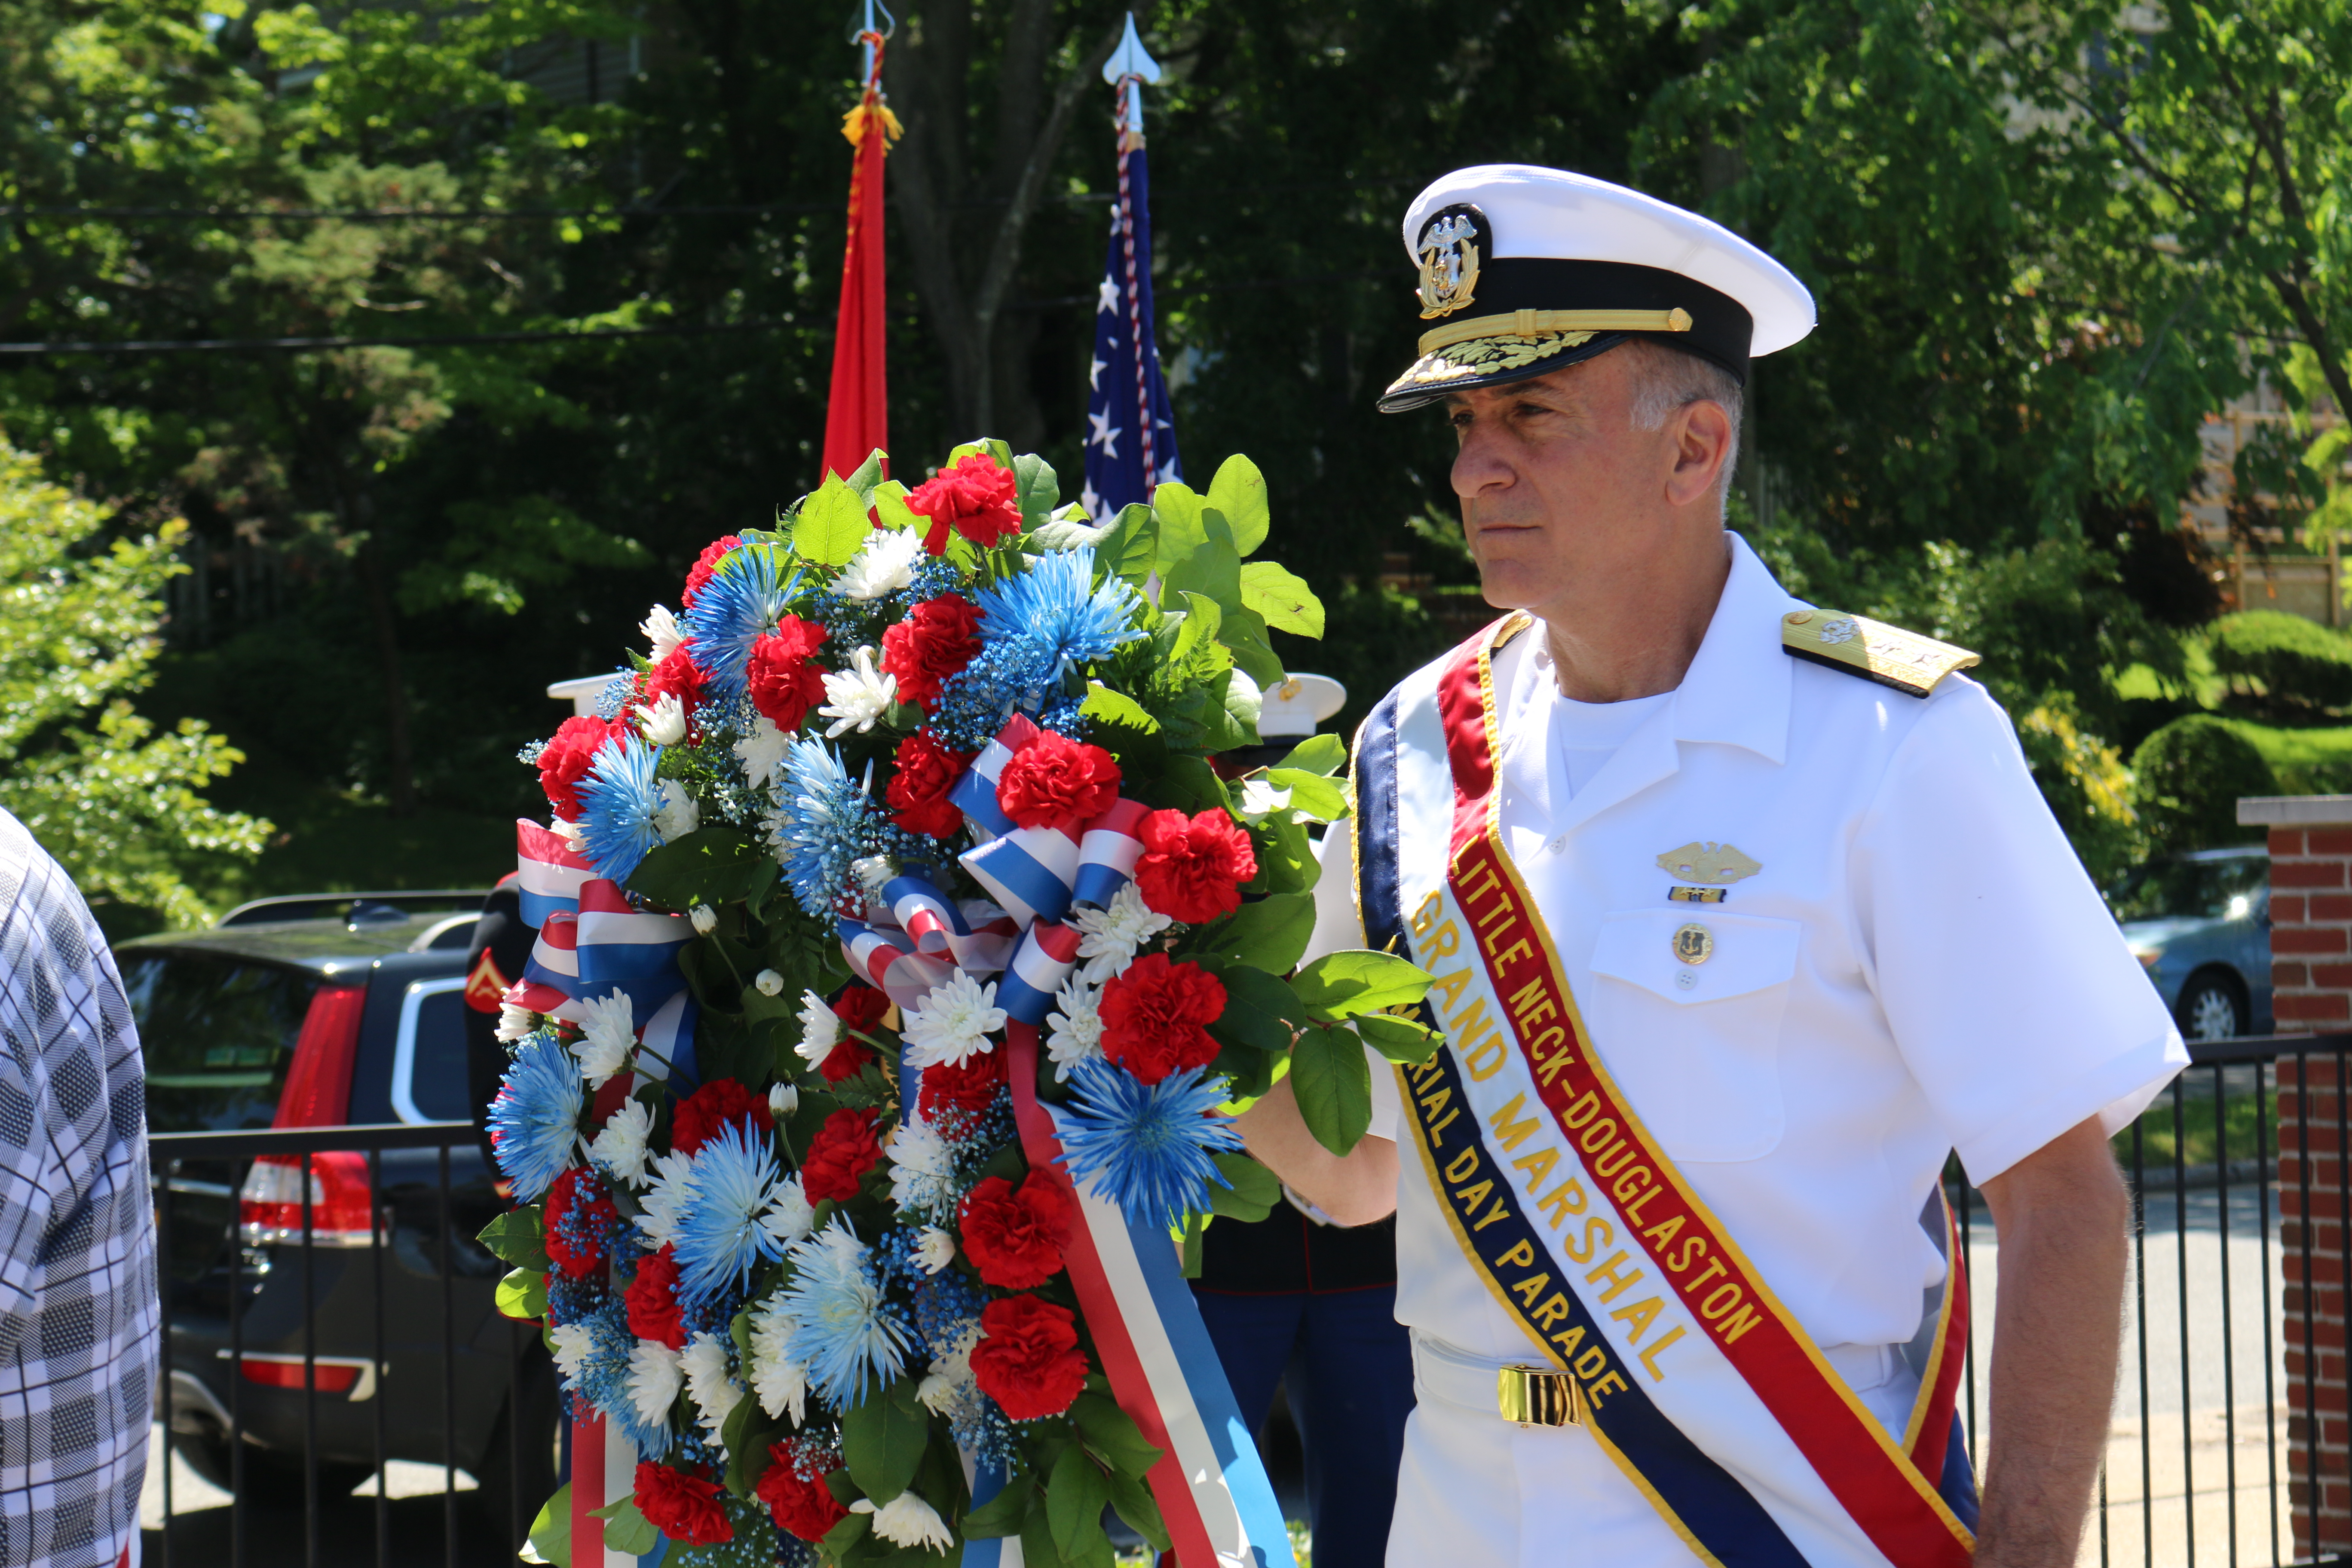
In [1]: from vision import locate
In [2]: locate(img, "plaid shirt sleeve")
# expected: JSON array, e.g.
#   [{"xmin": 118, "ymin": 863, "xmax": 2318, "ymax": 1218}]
[{"xmin": 0, "ymin": 812, "xmax": 157, "ymax": 1568}]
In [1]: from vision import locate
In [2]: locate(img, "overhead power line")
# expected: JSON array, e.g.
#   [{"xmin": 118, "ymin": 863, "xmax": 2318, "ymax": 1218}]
[{"xmin": 0, "ymin": 318, "xmax": 791, "ymax": 356}]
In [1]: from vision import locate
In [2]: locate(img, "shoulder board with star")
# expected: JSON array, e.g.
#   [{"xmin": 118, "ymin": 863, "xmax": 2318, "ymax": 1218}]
[{"xmin": 1780, "ymin": 608, "xmax": 1979, "ymax": 698}]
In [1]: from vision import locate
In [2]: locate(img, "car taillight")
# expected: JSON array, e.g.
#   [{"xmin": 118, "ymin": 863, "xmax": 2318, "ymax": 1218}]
[
  {"xmin": 274, "ymin": 983, "xmax": 368, "ymax": 1129},
  {"xmin": 224, "ymin": 1352, "xmax": 376, "ymax": 1400},
  {"xmin": 239, "ymin": 1151, "xmax": 379, "ymax": 1247}
]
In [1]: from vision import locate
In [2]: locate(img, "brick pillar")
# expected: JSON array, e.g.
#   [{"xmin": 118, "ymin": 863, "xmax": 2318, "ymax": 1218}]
[{"xmin": 2240, "ymin": 796, "xmax": 2352, "ymax": 1556}]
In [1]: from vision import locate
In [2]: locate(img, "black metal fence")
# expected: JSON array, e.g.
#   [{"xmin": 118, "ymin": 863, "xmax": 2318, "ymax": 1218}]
[{"xmin": 148, "ymin": 1119, "xmax": 544, "ymax": 1568}]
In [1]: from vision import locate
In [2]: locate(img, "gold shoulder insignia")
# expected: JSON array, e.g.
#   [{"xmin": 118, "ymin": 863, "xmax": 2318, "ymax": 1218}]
[{"xmin": 1780, "ymin": 609, "xmax": 1978, "ymax": 698}]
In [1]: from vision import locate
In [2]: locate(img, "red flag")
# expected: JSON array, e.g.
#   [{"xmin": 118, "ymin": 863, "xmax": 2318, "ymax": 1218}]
[{"xmin": 824, "ymin": 46, "xmax": 897, "ymax": 484}]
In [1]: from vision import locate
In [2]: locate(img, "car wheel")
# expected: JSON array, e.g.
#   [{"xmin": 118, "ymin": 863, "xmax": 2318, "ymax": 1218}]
[
  {"xmin": 169, "ymin": 1430, "xmax": 372, "ymax": 1511},
  {"xmin": 2177, "ymin": 972, "xmax": 2245, "ymax": 1043},
  {"xmin": 469, "ymin": 1345, "xmax": 565, "ymax": 1552}
]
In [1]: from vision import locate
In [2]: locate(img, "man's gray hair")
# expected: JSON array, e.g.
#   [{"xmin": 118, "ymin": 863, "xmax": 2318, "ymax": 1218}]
[{"xmin": 1621, "ymin": 339, "xmax": 1743, "ymax": 493}]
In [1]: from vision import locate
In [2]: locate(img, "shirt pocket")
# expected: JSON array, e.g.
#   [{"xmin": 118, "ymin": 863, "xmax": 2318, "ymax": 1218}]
[{"xmin": 1586, "ymin": 908, "xmax": 1802, "ymax": 1163}]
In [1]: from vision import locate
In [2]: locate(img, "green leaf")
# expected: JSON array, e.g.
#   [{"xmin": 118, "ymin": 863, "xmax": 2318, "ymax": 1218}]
[
  {"xmin": 1207, "ymin": 453, "xmax": 1271, "ymax": 557},
  {"xmin": 1091, "ymin": 503, "xmax": 1159, "ymax": 589},
  {"xmin": 1238, "ymin": 560, "xmax": 1325, "ymax": 637},
  {"xmin": 840, "ymin": 1377, "xmax": 929, "ymax": 1503},
  {"xmin": 528, "ymin": 1483, "xmax": 573, "ymax": 1567},
  {"xmin": 722, "ymin": 1392, "xmax": 780, "ymax": 1497},
  {"xmin": 1206, "ymin": 963, "xmax": 1298, "ymax": 1052},
  {"xmin": 1164, "ymin": 508, "xmax": 1243, "ymax": 615},
  {"xmin": 1219, "ymin": 605, "xmax": 1287, "ymax": 689},
  {"xmin": 1166, "ymin": 593, "xmax": 1223, "ymax": 668},
  {"xmin": 873, "ymin": 481, "xmax": 923, "ymax": 537},
  {"xmin": 1262, "ymin": 767, "xmax": 1349, "ymax": 822},
  {"xmin": 1105, "ymin": 1467, "xmax": 1172, "ymax": 1553},
  {"xmin": 1080, "ymin": 682, "xmax": 1160, "ymax": 735},
  {"xmin": 1069, "ymin": 1392, "xmax": 1164, "ymax": 1478},
  {"xmin": 1013, "ymin": 453, "xmax": 1061, "ymax": 530},
  {"xmin": 1150, "ymin": 482, "xmax": 1205, "ymax": 580},
  {"xmin": 1047, "ymin": 1445, "xmax": 1112, "ymax": 1563},
  {"xmin": 1220, "ymin": 668, "xmax": 1262, "ymax": 744},
  {"xmin": 1291, "ymin": 1024, "xmax": 1375, "ymax": 1156},
  {"xmin": 962, "ymin": 1473, "xmax": 1035, "ymax": 1538},
  {"xmin": 476, "ymin": 1208, "xmax": 550, "ymax": 1271},
  {"xmin": 626, "ymin": 825, "xmax": 766, "ymax": 910},
  {"xmin": 796, "ymin": 474, "xmax": 873, "ymax": 566},
  {"xmin": 1207, "ymin": 1150, "xmax": 1282, "ymax": 1221},
  {"xmin": 1357, "ymin": 1011, "xmax": 1444, "ymax": 1064},
  {"xmin": 821, "ymin": 1508, "xmax": 872, "ymax": 1558},
  {"xmin": 592, "ymin": 1497, "xmax": 659, "ymax": 1557},
  {"xmin": 1149, "ymin": 755, "xmax": 1231, "ymax": 814},
  {"xmin": 839, "ymin": 448, "xmax": 887, "ymax": 502},
  {"xmin": 1276, "ymin": 733, "xmax": 1348, "ymax": 777},
  {"xmin": 1290, "ymin": 949, "xmax": 1437, "ymax": 1020},
  {"xmin": 1192, "ymin": 891, "xmax": 1316, "ymax": 974},
  {"xmin": 949, "ymin": 437, "xmax": 1016, "ymax": 471},
  {"xmin": 496, "ymin": 1267, "xmax": 548, "ymax": 1321}
]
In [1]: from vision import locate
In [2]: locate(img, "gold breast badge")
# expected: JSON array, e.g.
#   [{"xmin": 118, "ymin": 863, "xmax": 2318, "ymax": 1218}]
[{"xmin": 1657, "ymin": 840, "xmax": 1760, "ymax": 903}]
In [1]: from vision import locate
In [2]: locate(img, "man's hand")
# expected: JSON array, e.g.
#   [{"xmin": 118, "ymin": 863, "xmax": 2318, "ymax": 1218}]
[
  {"xmin": 1972, "ymin": 1115, "xmax": 2131, "ymax": 1568},
  {"xmin": 1233, "ymin": 1076, "xmax": 1399, "ymax": 1227}
]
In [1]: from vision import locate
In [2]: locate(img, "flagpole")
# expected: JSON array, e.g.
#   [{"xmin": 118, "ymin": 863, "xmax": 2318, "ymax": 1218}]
[
  {"xmin": 1105, "ymin": 15, "xmax": 1163, "ymax": 498},
  {"xmin": 822, "ymin": 0, "xmax": 898, "ymax": 483}
]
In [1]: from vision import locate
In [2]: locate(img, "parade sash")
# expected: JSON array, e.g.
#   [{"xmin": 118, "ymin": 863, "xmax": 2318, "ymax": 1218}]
[{"xmin": 1357, "ymin": 616, "xmax": 1977, "ymax": 1568}]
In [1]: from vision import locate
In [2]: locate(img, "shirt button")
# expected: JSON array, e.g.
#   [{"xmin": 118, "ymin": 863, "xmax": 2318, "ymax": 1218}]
[{"xmin": 1546, "ymin": 836, "xmax": 1566, "ymax": 855}]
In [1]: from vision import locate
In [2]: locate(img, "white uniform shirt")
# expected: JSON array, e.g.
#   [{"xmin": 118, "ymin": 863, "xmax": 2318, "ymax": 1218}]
[{"xmin": 1308, "ymin": 533, "xmax": 2185, "ymax": 1368}]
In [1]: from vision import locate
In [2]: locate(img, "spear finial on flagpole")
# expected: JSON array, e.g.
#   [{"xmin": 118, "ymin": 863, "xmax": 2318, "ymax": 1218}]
[{"xmin": 1103, "ymin": 12, "xmax": 1162, "ymax": 146}]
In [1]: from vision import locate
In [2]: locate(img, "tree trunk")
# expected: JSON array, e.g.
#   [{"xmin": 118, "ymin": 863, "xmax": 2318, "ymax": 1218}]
[{"xmin": 352, "ymin": 514, "xmax": 416, "ymax": 819}]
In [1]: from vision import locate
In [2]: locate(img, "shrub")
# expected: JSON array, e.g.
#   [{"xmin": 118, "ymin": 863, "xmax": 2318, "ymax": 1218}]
[
  {"xmin": 2207, "ymin": 610, "xmax": 2352, "ymax": 710},
  {"xmin": 2128, "ymin": 716, "xmax": 2277, "ymax": 853}
]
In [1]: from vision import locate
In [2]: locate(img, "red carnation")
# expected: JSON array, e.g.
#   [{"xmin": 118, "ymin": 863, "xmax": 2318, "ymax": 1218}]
[
  {"xmin": 634, "ymin": 1461, "xmax": 732, "ymax": 1546},
  {"xmin": 639, "ymin": 644, "xmax": 707, "ymax": 731},
  {"xmin": 995, "ymin": 732, "xmax": 1121, "ymax": 833},
  {"xmin": 970, "ymin": 1295, "xmax": 1090, "ymax": 1421},
  {"xmin": 543, "ymin": 1167, "xmax": 618, "ymax": 1282},
  {"xmin": 886, "ymin": 731, "xmax": 975, "ymax": 839},
  {"xmin": 906, "ymin": 454, "xmax": 1022, "ymax": 556},
  {"xmin": 745, "ymin": 616, "xmax": 829, "ymax": 732},
  {"xmin": 816, "ymin": 986, "xmax": 888, "ymax": 1083},
  {"xmin": 918, "ymin": 1048, "xmax": 1003, "ymax": 1120},
  {"xmin": 681, "ymin": 536, "xmax": 743, "ymax": 606},
  {"xmin": 801, "ymin": 1107, "xmax": 884, "ymax": 1204},
  {"xmin": 757, "ymin": 1447, "xmax": 848, "ymax": 1542},
  {"xmin": 880, "ymin": 594, "xmax": 984, "ymax": 710},
  {"xmin": 1098, "ymin": 952, "xmax": 1226, "ymax": 1084},
  {"xmin": 957, "ymin": 1173, "xmax": 1073, "ymax": 1290},
  {"xmin": 625, "ymin": 1245, "xmax": 686, "ymax": 1350},
  {"xmin": 671, "ymin": 1078, "xmax": 775, "ymax": 1157},
  {"xmin": 1134, "ymin": 808, "xmax": 1259, "ymax": 924},
  {"xmin": 538, "ymin": 715, "xmax": 623, "ymax": 821}
]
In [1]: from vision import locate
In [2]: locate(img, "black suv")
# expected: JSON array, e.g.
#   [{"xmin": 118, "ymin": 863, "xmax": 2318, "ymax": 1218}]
[{"xmin": 132, "ymin": 891, "xmax": 559, "ymax": 1538}]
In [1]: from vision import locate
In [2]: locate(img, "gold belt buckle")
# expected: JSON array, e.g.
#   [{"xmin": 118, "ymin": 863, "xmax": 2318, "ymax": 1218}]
[{"xmin": 1496, "ymin": 1364, "xmax": 1584, "ymax": 1428}]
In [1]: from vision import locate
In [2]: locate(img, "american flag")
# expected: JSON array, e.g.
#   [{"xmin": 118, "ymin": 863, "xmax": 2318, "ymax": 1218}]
[{"xmin": 1081, "ymin": 91, "xmax": 1182, "ymax": 521}]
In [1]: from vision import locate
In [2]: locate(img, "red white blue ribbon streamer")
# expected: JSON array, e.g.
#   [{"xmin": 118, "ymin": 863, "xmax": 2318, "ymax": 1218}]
[
  {"xmin": 994, "ymin": 920, "xmax": 1081, "ymax": 1026},
  {"xmin": 516, "ymin": 818, "xmax": 596, "ymax": 930},
  {"xmin": 574, "ymin": 878, "xmax": 697, "ymax": 1017},
  {"xmin": 949, "ymin": 714, "xmax": 1043, "ymax": 840}
]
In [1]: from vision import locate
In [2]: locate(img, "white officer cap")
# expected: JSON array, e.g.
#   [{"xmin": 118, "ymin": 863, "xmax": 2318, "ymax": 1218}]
[
  {"xmin": 1378, "ymin": 164, "xmax": 1816, "ymax": 412},
  {"xmin": 1257, "ymin": 673, "xmax": 1346, "ymax": 738}
]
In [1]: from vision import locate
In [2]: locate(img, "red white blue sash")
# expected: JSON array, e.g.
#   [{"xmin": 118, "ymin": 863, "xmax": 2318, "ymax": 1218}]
[{"xmin": 1355, "ymin": 615, "xmax": 1977, "ymax": 1568}]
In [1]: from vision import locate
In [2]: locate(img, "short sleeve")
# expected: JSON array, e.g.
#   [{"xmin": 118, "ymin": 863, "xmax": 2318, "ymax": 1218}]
[
  {"xmin": 1852, "ymin": 682, "xmax": 2186, "ymax": 1185},
  {"xmin": 1297, "ymin": 827, "xmax": 1399, "ymax": 1142}
]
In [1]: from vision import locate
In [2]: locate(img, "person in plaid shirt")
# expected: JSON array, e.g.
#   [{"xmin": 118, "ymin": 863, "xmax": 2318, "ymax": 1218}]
[{"xmin": 0, "ymin": 811, "xmax": 156, "ymax": 1567}]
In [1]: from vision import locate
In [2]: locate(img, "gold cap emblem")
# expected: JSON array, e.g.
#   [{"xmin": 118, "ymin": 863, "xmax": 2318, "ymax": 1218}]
[
  {"xmin": 1654, "ymin": 842, "xmax": 1761, "ymax": 886},
  {"xmin": 1415, "ymin": 205, "xmax": 1483, "ymax": 320}
]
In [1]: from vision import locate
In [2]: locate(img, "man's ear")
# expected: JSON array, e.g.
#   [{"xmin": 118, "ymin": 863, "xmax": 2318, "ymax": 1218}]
[{"xmin": 1664, "ymin": 399, "xmax": 1736, "ymax": 508}]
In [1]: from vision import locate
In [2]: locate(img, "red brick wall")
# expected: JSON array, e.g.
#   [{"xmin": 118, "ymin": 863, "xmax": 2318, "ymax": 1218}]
[{"xmin": 2265, "ymin": 824, "xmax": 2352, "ymax": 1556}]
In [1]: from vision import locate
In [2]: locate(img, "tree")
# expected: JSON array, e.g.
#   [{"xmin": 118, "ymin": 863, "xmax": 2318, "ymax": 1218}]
[{"xmin": 0, "ymin": 438, "xmax": 267, "ymax": 927}]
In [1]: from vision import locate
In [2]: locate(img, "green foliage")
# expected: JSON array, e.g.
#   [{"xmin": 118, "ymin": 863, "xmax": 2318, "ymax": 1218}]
[
  {"xmin": 1289, "ymin": 1025, "xmax": 1374, "ymax": 1156},
  {"xmin": 528, "ymin": 1483, "xmax": 572, "ymax": 1567},
  {"xmin": 2129, "ymin": 716, "xmax": 2277, "ymax": 854},
  {"xmin": 495, "ymin": 1266, "xmax": 548, "ymax": 1320},
  {"xmin": 1205, "ymin": 1151, "xmax": 1283, "ymax": 1222},
  {"xmin": 475, "ymin": 1208, "xmax": 551, "ymax": 1272},
  {"xmin": 0, "ymin": 440, "xmax": 269, "ymax": 926},
  {"xmin": 840, "ymin": 1377, "xmax": 930, "ymax": 1505},
  {"xmin": 2016, "ymin": 700, "xmax": 2144, "ymax": 888},
  {"xmin": 2207, "ymin": 611, "xmax": 2352, "ymax": 711}
]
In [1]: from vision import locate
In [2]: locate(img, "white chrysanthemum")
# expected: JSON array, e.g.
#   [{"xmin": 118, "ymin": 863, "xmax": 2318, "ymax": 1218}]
[
  {"xmin": 770, "ymin": 1081, "xmax": 799, "ymax": 1118},
  {"xmin": 1239, "ymin": 777, "xmax": 1294, "ymax": 816},
  {"xmin": 549, "ymin": 1321, "xmax": 596, "ymax": 1381},
  {"xmin": 914, "ymin": 1225, "xmax": 957, "ymax": 1275},
  {"xmin": 681, "ymin": 1332, "xmax": 745, "ymax": 1444},
  {"xmin": 636, "ymin": 691, "xmax": 688, "ymax": 746},
  {"xmin": 553, "ymin": 818, "xmax": 588, "ymax": 853},
  {"xmin": 1071, "ymin": 882, "xmax": 1174, "ymax": 983},
  {"xmin": 760, "ymin": 1173, "xmax": 817, "ymax": 1250},
  {"xmin": 851, "ymin": 1491, "xmax": 954, "ymax": 1553},
  {"xmin": 635, "ymin": 1149, "xmax": 698, "ymax": 1249},
  {"xmin": 689, "ymin": 903, "xmax": 717, "ymax": 934},
  {"xmin": 625, "ymin": 1339, "xmax": 683, "ymax": 1428},
  {"xmin": 652, "ymin": 779, "xmax": 700, "ymax": 839},
  {"xmin": 916, "ymin": 1370, "xmax": 959, "ymax": 1415},
  {"xmin": 834, "ymin": 525, "xmax": 923, "ymax": 600},
  {"xmin": 901, "ymin": 971, "xmax": 1006, "ymax": 1069},
  {"xmin": 1044, "ymin": 979, "xmax": 1105, "ymax": 1083},
  {"xmin": 819, "ymin": 646, "xmax": 898, "ymax": 738},
  {"xmin": 748, "ymin": 1297, "xmax": 810, "ymax": 1424},
  {"xmin": 495, "ymin": 1001, "xmax": 536, "ymax": 1044},
  {"xmin": 589, "ymin": 1096, "xmax": 655, "ymax": 1187},
  {"xmin": 735, "ymin": 716, "xmax": 790, "ymax": 792},
  {"xmin": 795, "ymin": 990, "xmax": 843, "ymax": 1069},
  {"xmin": 850, "ymin": 854, "xmax": 894, "ymax": 905},
  {"xmin": 641, "ymin": 603, "xmax": 685, "ymax": 662},
  {"xmin": 885, "ymin": 1117, "xmax": 957, "ymax": 1219},
  {"xmin": 916, "ymin": 1322, "xmax": 980, "ymax": 1416},
  {"xmin": 572, "ymin": 992, "xmax": 636, "ymax": 1087}
]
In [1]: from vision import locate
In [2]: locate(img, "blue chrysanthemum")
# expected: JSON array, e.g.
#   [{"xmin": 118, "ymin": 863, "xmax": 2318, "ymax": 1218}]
[
  {"xmin": 486, "ymin": 1033, "xmax": 582, "ymax": 1201},
  {"xmin": 1054, "ymin": 1059, "xmax": 1241, "ymax": 1232},
  {"xmin": 766, "ymin": 738, "xmax": 886, "ymax": 916},
  {"xmin": 574, "ymin": 733, "xmax": 667, "ymax": 884},
  {"xmin": 682, "ymin": 545, "xmax": 801, "ymax": 699},
  {"xmin": 772, "ymin": 1218, "xmax": 914, "ymax": 1410},
  {"xmin": 974, "ymin": 548, "xmax": 1144, "ymax": 667},
  {"xmin": 672, "ymin": 1119, "xmax": 783, "ymax": 1306}
]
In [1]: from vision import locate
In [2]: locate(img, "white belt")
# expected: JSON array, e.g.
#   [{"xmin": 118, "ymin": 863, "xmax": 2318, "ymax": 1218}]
[{"xmin": 1411, "ymin": 1330, "xmax": 1902, "ymax": 1426}]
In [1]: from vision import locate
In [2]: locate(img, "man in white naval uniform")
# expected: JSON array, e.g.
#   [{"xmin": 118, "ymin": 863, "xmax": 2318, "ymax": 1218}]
[{"xmin": 1236, "ymin": 165, "xmax": 2187, "ymax": 1568}]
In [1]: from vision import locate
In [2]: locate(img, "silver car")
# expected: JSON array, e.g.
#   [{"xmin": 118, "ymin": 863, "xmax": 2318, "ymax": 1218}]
[{"xmin": 2108, "ymin": 847, "xmax": 2272, "ymax": 1041}]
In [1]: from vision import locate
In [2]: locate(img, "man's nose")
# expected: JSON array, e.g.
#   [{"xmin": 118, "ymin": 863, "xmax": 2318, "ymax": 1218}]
[{"xmin": 1450, "ymin": 416, "xmax": 1514, "ymax": 500}]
